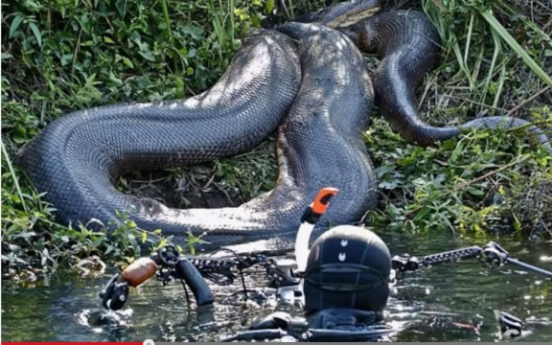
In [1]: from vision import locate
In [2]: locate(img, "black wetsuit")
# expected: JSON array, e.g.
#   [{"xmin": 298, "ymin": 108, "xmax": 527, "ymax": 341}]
[{"xmin": 221, "ymin": 308, "xmax": 395, "ymax": 342}]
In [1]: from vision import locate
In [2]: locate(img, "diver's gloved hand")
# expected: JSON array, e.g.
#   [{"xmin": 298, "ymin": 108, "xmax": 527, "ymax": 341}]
[
  {"xmin": 219, "ymin": 312, "xmax": 304, "ymax": 342},
  {"xmin": 84, "ymin": 308, "xmax": 122, "ymax": 326},
  {"xmin": 249, "ymin": 312, "xmax": 293, "ymax": 330},
  {"xmin": 249, "ymin": 311, "xmax": 309, "ymax": 334}
]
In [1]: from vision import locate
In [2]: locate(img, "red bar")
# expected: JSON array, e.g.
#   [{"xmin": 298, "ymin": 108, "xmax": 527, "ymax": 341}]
[{"xmin": 3, "ymin": 343, "xmax": 142, "ymax": 345}]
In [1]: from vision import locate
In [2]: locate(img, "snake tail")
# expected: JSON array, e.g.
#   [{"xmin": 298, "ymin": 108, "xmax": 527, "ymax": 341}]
[{"xmin": 340, "ymin": 10, "xmax": 552, "ymax": 154}]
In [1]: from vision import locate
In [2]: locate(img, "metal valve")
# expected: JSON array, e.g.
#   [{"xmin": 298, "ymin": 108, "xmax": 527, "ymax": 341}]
[
  {"xmin": 391, "ymin": 254, "xmax": 420, "ymax": 273},
  {"xmin": 480, "ymin": 242, "xmax": 509, "ymax": 269},
  {"xmin": 494, "ymin": 310, "xmax": 524, "ymax": 339}
]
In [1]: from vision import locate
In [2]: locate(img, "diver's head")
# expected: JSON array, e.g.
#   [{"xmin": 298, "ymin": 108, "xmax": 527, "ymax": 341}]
[{"xmin": 302, "ymin": 225, "xmax": 391, "ymax": 315}]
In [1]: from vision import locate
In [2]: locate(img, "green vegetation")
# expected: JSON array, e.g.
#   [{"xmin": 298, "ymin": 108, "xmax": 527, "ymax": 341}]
[{"xmin": 2, "ymin": 0, "xmax": 551, "ymax": 281}]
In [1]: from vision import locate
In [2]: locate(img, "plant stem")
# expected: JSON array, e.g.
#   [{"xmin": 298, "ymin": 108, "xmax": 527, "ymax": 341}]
[{"xmin": 1, "ymin": 140, "xmax": 28, "ymax": 213}]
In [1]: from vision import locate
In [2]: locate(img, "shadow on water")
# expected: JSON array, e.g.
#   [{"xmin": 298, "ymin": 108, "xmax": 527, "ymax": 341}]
[{"xmin": 2, "ymin": 231, "xmax": 551, "ymax": 342}]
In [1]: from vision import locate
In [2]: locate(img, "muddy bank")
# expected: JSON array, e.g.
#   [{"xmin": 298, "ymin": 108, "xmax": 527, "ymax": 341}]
[{"xmin": 118, "ymin": 168, "xmax": 249, "ymax": 210}]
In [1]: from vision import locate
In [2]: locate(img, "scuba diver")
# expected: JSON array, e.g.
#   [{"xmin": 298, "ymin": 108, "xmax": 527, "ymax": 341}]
[
  {"xmin": 96, "ymin": 188, "xmax": 397, "ymax": 341},
  {"xmin": 96, "ymin": 187, "xmax": 547, "ymax": 341},
  {"xmin": 220, "ymin": 224, "xmax": 396, "ymax": 342}
]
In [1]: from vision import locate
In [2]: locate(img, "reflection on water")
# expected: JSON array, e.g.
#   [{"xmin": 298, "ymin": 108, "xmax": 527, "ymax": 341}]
[{"xmin": 2, "ymin": 231, "xmax": 551, "ymax": 342}]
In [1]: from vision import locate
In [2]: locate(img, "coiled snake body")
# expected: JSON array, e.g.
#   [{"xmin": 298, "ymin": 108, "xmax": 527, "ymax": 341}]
[{"xmin": 18, "ymin": 1, "xmax": 551, "ymax": 252}]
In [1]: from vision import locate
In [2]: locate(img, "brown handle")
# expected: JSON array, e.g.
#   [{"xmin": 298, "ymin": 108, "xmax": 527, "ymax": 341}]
[{"xmin": 121, "ymin": 257, "xmax": 158, "ymax": 288}]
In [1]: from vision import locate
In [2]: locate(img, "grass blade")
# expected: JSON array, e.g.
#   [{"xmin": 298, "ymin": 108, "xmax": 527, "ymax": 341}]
[
  {"xmin": 1, "ymin": 140, "xmax": 28, "ymax": 213},
  {"xmin": 480, "ymin": 9, "xmax": 552, "ymax": 88}
]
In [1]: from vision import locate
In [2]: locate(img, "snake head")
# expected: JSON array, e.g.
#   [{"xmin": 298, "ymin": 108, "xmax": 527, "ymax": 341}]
[{"xmin": 293, "ymin": 0, "xmax": 381, "ymax": 29}]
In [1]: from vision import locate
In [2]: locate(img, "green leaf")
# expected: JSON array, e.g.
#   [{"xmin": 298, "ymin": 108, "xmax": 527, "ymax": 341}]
[
  {"xmin": 158, "ymin": 238, "xmax": 167, "ymax": 248},
  {"xmin": 375, "ymin": 165, "xmax": 395, "ymax": 178},
  {"xmin": 13, "ymin": 125, "xmax": 27, "ymax": 143},
  {"xmin": 85, "ymin": 73, "xmax": 97, "ymax": 86},
  {"xmin": 60, "ymin": 53, "xmax": 73, "ymax": 66},
  {"xmin": 180, "ymin": 25, "xmax": 203, "ymax": 40},
  {"xmin": 139, "ymin": 49, "xmax": 155, "ymax": 62},
  {"xmin": 413, "ymin": 207, "xmax": 432, "ymax": 222},
  {"xmin": 109, "ymin": 71, "xmax": 123, "ymax": 86},
  {"xmin": 266, "ymin": 0, "xmax": 275, "ymax": 13},
  {"xmin": 441, "ymin": 138, "xmax": 458, "ymax": 151},
  {"xmin": 13, "ymin": 231, "xmax": 37, "ymax": 240},
  {"xmin": 28, "ymin": 22, "xmax": 42, "ymax": 47},
  {"xmin": 122, "ymin": 57, "xmax": 134, "ymax": 68},
  {"xmin": 251, "ymin": 14, "xmax": 261, "ymax": 27},
  {"xmin": 104, "ymin": 36, "xmax": 115, "ymax": 44},
  {"xmin": 174, "ymin": 77, "xmax": 185, "ymax": 98},
  {"xmin": 115, "ymin": 0, "xmax": 127, "ymax": 18},
  {"xmin": 379, "ymin": 181, "xmax": 398, "ymax": 190},
  {"xmin": 467, "ymin": 187, "xmax": 485, "ymax": 196},
  {"xmin": 9, "ymin": 14, "xmax": 25, "ymax": 38}
]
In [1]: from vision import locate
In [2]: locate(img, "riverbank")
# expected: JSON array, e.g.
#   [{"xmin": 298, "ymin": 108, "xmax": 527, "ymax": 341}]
[{"xmin": 2, "ymin": 0, "xmax": 551, "ymax": 280}]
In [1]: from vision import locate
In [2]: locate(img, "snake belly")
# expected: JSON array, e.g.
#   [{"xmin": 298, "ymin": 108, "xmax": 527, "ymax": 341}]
[{"xmin": 18, "ymin": 21, "xmax": 377, "ymax": 251}]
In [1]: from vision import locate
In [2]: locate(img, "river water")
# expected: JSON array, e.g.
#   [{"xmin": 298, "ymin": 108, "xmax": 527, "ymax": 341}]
[{"xmin": 2, "ymin": 231, "xmax": 551, "ymax": 342}]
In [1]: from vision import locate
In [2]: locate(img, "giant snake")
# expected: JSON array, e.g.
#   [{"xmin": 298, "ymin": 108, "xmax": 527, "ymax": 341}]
[{"xmin": 18, "ymin": 0, "xmax": 552, "ymax": 252}]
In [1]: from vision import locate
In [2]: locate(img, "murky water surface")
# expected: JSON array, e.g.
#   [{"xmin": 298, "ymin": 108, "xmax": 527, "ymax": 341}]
[{"xmin": 2, "ymin": 232, "xmax": 551, "ymax": 342}]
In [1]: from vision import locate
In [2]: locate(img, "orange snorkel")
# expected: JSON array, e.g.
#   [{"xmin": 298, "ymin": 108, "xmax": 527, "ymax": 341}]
[{"xmin": 295, "ymin": 187, "xmax": 339, "ymax": 273}]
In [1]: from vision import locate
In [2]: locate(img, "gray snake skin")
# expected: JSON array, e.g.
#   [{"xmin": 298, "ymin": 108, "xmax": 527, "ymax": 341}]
[{"xmin": 17, "ymin": 1, "xmax": 552, "ymax": 252}]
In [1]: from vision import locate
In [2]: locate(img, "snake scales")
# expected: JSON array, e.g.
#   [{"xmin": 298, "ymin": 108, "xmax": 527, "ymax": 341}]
[{"xmin": 18, "ymin": 0, "xmax": 552, "ymax": 252}]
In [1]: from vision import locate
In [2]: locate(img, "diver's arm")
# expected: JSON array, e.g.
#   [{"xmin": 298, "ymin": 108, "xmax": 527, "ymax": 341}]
[
  {"xmin": 218, "ymin": 312, "xmax": 293, "ymax": 342},
  {"xmin": 249, "ymin": 311, "xmax": 294, "ymax": 330},
  {"xmin": 219, "ymin": 311, "xmax": 308, "ymax": 342}
]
